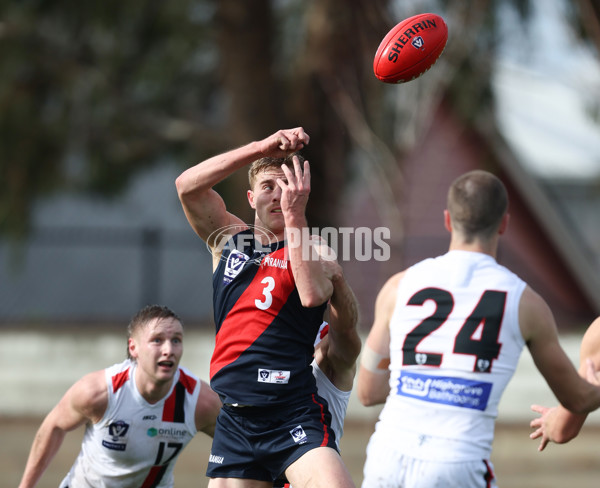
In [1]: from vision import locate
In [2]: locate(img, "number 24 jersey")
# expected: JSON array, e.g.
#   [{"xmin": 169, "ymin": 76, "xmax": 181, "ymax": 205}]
[{"xmin": 383, "ymin": 250, "xmax": 526, "ymax": 460}]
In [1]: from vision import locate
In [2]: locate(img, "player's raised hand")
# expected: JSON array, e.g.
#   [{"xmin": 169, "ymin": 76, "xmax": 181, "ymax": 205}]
[
  {"xmin": 277, "ymin": 155, "xmax": 311, "ymax": 218},
  {"xmin": 258, "ymin": 128, "xmax": 310, "ymax": 157}
]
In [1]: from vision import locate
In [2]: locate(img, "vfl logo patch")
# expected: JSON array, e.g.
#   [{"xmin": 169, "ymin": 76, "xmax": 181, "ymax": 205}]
[
  {"xmin": 223, "ymin": 250, "xmax": 250, "ymax": 284},
  {"xmin": 411, "ymin": 36, "xmax": 425, "ymax": 50},
  {"xmin": 102, "ymin": 420, "xmax": 130, "ymax": 451},
  {"xmin": 257, "ymin": 369, "xmax": 290, "ymax": 384},
  {"xmin": 396, "ymin": 371, "xmax": 492, "ymax": 411},
  {"xmin": 290, "ymin": 425, "xmax": 308, "ymax": 444}
]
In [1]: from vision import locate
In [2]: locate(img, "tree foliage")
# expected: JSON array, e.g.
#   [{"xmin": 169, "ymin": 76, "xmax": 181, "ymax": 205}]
[{"xmin": 1, "ymin": 0, "xmax": 597, "ymax": 239}]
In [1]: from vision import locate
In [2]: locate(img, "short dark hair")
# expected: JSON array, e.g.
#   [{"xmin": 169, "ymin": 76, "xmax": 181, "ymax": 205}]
[
  {"xmin": 447, "ymin": 170, "xmax": 508, "ymax": 242},
  {"xmin": 248, "ymin": 153, "xmax": 304, "ymax": 188},
  {"xmin": 126, "ymin": 305, "xmax": 182, "ymax": 359}
]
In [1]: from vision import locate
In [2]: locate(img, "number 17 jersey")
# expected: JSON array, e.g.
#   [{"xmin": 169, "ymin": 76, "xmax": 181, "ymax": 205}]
[{"xmin": 382, "ymin": 250, "xmax": 527, "ymax": 461}]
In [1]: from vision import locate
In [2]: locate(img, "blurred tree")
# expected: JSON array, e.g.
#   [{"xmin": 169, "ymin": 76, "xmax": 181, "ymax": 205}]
[
  {"xmin": 1, "ymin": 0, "xmax": 597, "ymax": 240},
  {"xmin": 212, "ymin": 0, "xmax": 393, "ymax": 227},
  {"xmin": 0, "ymin": 0, "xmax": 222, "ymax": 237}
]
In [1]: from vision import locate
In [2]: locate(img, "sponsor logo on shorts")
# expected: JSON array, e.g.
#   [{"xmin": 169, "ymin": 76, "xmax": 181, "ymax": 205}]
[
  {"xmin": 102, "ymin": 419, "xmax": 130, "ymax": 451},
  {"xmin": 257, "ymin": 369, "xmax": 290, "ymax": 384},
  {"xmin": 396, "ymin": 371, "xmax": 492, "ymax": 411},
  {"xmin": 290, "ymin": 425, "xmax": 307, "ymax": 444},
  {"xmin": 209, "ymin": 453, "xmax": 225, "ymax": 464}
]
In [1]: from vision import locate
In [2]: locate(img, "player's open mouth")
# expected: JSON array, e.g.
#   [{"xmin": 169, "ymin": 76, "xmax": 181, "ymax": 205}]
[
  {"xmin": 271, "ymin": 209, "xmax": 282, "ymax": 214},
  {"xmin": 158, "ymin": 361, "xmax": 174, "ymax": 368}
]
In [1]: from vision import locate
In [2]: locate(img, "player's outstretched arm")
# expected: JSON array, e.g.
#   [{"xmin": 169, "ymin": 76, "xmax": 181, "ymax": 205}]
[
  {"xmin": 530, "ymin": 316, "xmax": 600, "ymax": 451},
  {"xmin": 357, "ymin": 273, "xmax": 402, "ymax": 407},
  {"xmin": 522, "ymin": 290, "xmax": 600, "ymax": 415},
  {"xmin": 328, "ymin": 268, "xmax": 361, "ymax": 369},
  {"xmin": 316, "ymin": 257, "xmax": 361, "ymax": 391},
  {"xmin": 194, "ymin": 379, "xmax": 222, "ymax": 438},
  {"xmin": 176, "ymin": 128, "xmax": 309, "ymax": 250},
  {"xmin": 18, "ymin": 370, "xmax": 107, "ymax": 488}
]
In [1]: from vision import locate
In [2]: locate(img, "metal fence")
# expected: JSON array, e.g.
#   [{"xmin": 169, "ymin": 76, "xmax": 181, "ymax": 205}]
[{"xmin": 0, "ymin": 226, "xmax": 214, "ymax": 326}]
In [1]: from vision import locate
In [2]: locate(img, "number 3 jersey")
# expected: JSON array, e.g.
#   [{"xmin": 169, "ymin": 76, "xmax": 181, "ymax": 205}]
[
  {"xmin": 380, "ymin": 250, "xmax": 527, "ymax": 461},
  {"xmin": 59, "ymin": 359, "xmax": 199, "ymax": 488},
  {"xmin": 210, "ymin": 230, "xmax": 327, "ymax": 407}
]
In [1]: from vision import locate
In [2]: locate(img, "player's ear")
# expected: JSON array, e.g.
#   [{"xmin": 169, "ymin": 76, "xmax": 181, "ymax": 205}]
[
  {"xmin": 443, "ymin": 210, "xmax": 452, "ymax": 233},
  {"xmin": 247, "ymin": 189, "xmax": 256, "ymax": 209},
  {"xmin": 128, "ymin": 337, "xmax": 138, "ymax": 359}
]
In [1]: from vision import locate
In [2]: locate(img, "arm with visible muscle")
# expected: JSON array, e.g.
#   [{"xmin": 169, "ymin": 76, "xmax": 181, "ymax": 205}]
[
  {"xmin": 18, "ymin": 371, "xmax": 107, "ymax": 488},
  {"xmin": 357, "ymin": 273, "xmax": 402, "ymax": 406},
  {"xmin": 316, "ymin": 257, "xmax": 361, "ymax": 391},
  {"xmin": 530, "ymin": 316, "xmax": 600, "ymax": 451}
]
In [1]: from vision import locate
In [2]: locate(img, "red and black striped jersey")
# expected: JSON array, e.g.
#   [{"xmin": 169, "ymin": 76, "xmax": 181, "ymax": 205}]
[
  {"xmin": 210, "ymin": 230, "xmax": 327, "ymax": 407},
  {"xmin": 59, "ymin": 360, "xmax": 199, "ymax": 488}
]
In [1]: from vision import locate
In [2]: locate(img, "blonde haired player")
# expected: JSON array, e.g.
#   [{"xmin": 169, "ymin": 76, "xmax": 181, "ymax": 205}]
[
  {"xmin": 177, "ymin": 127, "xmax": 357, "ymax": 487},
  {"xmin": 18, "ymin": 305, "xmax": 221, "ymax": 488}
]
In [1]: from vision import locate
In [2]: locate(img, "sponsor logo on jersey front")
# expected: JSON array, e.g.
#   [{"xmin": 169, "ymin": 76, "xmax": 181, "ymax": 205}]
[
  {"xmin": 396, "ymin": 371, "xmax": 492, "ymax": 411},
  {"xmin": 102, "ymin": 419, "xmax": 130, "ymax": 451},
  {"xmin": 223, "ymin": 250, "xmax": 250, "ymax": 284},
  {"xmin": 290, "ymin": 425, "xmax": 308, "ymax": 444},
  {"xmin": 257, "ymin": 368, "xmax": 290, "ymax": 384},
  {"xmin": 146, "ymin": 426, "xmax": 188, "ymax": 439},
  {"xmin": 261, "ymin": 256, "xmax": 288, "ymax": 270}
]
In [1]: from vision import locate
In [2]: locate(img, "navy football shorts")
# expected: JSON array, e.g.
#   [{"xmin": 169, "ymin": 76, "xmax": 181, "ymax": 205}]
[{"xmin": 206, "ymin": 394, "xmax": 338, "ymax": 481}]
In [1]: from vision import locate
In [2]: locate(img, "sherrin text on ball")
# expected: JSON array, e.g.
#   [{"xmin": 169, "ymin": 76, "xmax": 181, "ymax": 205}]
[{"xmin": 373, "ymin": 13, "xmax": 448, "ymax": 84}]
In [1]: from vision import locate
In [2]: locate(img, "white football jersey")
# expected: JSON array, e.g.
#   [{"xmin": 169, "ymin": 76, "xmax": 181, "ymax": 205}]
[
  {"xmin": 60, "ymin": 359, "xmax": 199, "ymax": 488},
  {"xmin": 311, "ymin": 358, "xmax": 351, "ymax": 447},
  {"xmin": 378, "ymin": 250, "xmax": 526, "ymax": 461}
]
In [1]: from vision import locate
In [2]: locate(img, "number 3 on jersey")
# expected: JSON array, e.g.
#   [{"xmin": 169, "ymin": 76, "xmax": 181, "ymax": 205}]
[
  {"xmin": 255, "ymin": 276, "xmax": 275, "ymax": 310},
  {"xmin": 403, "ymin": 287, "xmax": 505, "ymax": 373}
]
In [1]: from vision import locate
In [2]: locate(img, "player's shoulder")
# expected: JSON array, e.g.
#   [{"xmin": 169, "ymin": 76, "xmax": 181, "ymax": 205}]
[
  {"xmin": 386, "ymin": 270, "xmax": 406, "ymax": 286},
  {"xmin": 375, "ymin": 271, "xmax": 406, "ymax": 308},
  {"xmin": 75, "ymin": 369, "xmax": 107, "ymax": 394},
  {"xmin": 382, "ymin": 270, "xmax": 407, "ymax": 292},
  {"xmin": 519, "ymin": 285, "xmax": 549, "ymax": 314},
  {"xmin": 66, "ymin": 368, "xmax": 109, "ymax": 420},
  {"xmin": 518, "ymin": 285, "xmax": 556, "ymax": 340}
]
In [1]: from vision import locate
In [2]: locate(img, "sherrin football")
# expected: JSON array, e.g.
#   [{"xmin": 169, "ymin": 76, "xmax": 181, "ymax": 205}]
[{"xmin": 373, "ymin": 13, "xmax": 448, "ymax": 84}]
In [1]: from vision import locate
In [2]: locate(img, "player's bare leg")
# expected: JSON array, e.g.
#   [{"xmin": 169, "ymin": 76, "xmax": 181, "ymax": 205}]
[
  {"xmin": 285, "ymin": 447, "xmax": 355, "ymax": 488},
  {"xmin": 208, "ymin": 478, "xmax": 272, "ymax": 488}
]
